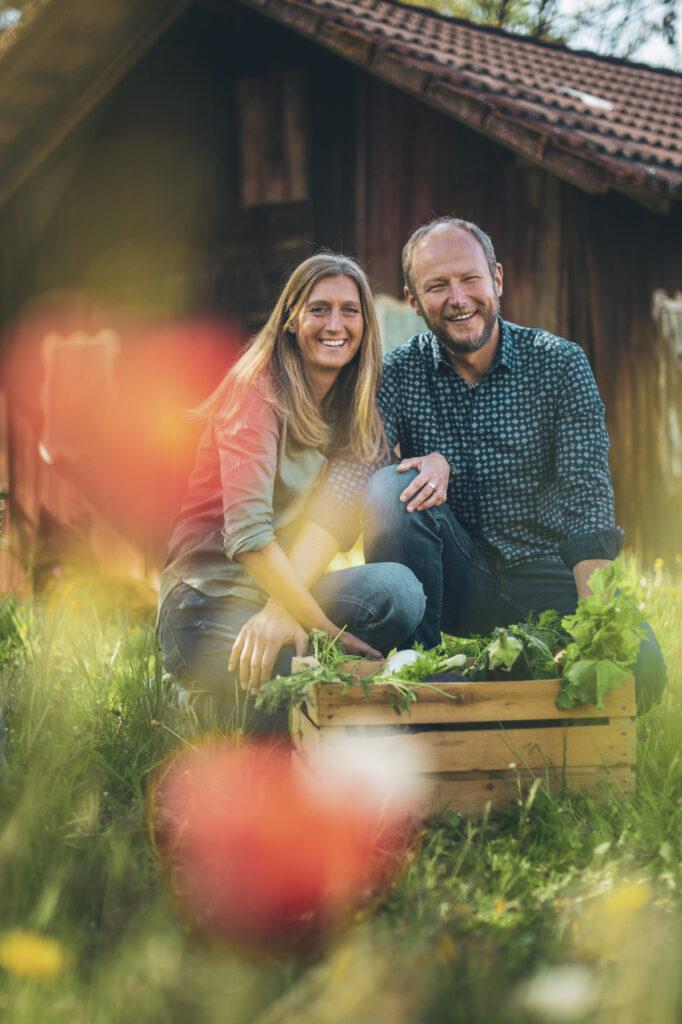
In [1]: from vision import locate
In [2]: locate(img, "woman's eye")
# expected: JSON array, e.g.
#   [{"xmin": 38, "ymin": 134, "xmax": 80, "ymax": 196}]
[{"xmin": 344, "ymin": 307, "xmax": 361, "ymax": 316}]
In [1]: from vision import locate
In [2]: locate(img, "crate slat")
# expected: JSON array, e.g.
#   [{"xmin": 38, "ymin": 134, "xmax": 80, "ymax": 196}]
[
  {"xmin": 292, "ymin": 719, "xmax": 635, "ymax": 773},
  {"xmin": 307, "ymin": 678, "xmax": 635, "ymax": 727},
  {"xmin": 417, "ymin": 766, "xmax": 635, "ymax": 817}
]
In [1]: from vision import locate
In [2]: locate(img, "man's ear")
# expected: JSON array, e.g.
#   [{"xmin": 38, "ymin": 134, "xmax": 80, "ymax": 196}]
[
  {"xmin": 494, "ymin": 263, "xmax": 503, "ymax": 298},
  {"xmin": 404, "ymin": 286, "xmax": 420, "ymax": 315}
]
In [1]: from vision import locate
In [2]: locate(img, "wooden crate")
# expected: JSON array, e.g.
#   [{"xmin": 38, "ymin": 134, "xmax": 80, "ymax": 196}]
[{"xmin": 289, "ymin": 662, "xmax": 636, "ymax": 819}]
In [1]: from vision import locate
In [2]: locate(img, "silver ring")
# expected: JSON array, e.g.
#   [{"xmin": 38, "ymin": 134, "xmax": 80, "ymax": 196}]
[{"xmin": 426, "ymin": 480, "xmax": 437, "ymax": 491}]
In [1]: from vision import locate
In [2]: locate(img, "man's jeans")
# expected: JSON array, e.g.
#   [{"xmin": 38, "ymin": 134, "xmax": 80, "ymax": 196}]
[
  {"xmin": 158, "ymin": 560, "xmax": 425, "ymax": 733},
  {"xmin": 364, "ymin": 466, "xmax": 666, "ymax": 710}
]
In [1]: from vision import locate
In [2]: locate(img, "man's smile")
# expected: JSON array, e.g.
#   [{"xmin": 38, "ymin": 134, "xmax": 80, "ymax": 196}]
[{"xmin": 445, "ymin": 310, "xmax": 478, "ymax": 322}]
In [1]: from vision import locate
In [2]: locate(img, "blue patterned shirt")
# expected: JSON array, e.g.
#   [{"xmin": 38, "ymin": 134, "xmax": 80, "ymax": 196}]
[{"xmin": 308, "ymin": 318, "xmax": 624, "ymax": 569}]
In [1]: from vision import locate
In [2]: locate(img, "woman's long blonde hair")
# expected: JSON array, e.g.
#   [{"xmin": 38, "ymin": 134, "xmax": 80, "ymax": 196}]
[{"xmin": 196, "ymin": 253, "xmax": 385, "ymax": 462}]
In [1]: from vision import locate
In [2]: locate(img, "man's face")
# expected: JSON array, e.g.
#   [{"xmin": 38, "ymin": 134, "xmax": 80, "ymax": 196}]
[{"xmin": 405, "ymin": 225, "xmax": 503, "ymax": 358}]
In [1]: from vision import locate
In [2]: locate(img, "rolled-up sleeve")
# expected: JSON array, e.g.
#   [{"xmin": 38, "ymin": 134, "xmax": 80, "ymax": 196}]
[
  {"xmin": 217, "ymin": 391, "xmax": 281, "ymax": 560},
  {"xmin": 555, "ymin": 346, "xmax": 624, "ymax": 568}
]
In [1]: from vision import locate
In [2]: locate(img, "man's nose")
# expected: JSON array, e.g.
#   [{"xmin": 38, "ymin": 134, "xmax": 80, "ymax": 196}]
[{"xmin": 446, "ymin": 280, "xmax": 467, "ymax": 305}]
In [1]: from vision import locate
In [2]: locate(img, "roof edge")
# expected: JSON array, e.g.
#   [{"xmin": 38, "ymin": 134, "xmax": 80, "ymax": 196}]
[
  {"xmin": 233, "ymin": 0, "xmax": 682, "ymax": 205},
  {"xmin": 368, "ymin": 0, "xmax": 682, "ymax": 79}
]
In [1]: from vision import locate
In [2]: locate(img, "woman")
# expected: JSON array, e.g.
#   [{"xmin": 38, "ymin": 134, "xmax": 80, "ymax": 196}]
[{"xmin": 157, "ymin": 253, "xmax": 425, "ymax": 732}]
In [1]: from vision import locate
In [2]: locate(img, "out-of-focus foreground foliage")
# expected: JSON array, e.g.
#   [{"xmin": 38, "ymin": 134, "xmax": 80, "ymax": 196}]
[{"xmin": 0, "ymin": 554, "xmax": 681, "ymax": 1023}]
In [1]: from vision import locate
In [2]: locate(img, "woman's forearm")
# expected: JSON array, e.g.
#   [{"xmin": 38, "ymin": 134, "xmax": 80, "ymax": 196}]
[
  {"xmin": 285, "ymin": 521, "xmax": 340, "ymax": 589},
  {"xmin": 235, "ymin": 540, "xmax": 337, "ymax": 635}
]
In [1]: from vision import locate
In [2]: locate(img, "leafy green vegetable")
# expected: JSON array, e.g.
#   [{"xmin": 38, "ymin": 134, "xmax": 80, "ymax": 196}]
[
  {"xmin": 439, "ymin": 633, "xmax": 489, "ymax": 661},
  {"xmin": 507, "ymin": 610, "xmax": 566, "ymax": 680},
  {"xmin": 555, "ymin": 560, "xmax": 645, "ymax": 710},
  {"xmin": 484, "ymin": 629, "xmax": 524, "ymax": 672}
]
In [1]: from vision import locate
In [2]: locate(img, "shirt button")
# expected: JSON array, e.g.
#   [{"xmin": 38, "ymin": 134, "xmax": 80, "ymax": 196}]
[{"xmin": 474, "ymin": 437, "xmax": 482, "ymax": 447}]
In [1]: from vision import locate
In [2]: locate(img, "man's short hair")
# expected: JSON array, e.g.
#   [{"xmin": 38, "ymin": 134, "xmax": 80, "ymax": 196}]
[{"xmin": 402, "ymin": 217, "xmax": 498, "ymax": 294}]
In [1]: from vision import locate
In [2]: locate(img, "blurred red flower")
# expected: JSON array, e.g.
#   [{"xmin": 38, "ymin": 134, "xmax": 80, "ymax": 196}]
[{"xmin": 149, "ymin": 737, "xmax": 416, "ymax": 951}]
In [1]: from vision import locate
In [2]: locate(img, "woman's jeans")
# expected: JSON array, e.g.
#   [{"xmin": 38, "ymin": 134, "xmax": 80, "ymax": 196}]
[
  {"xmin": 158, "ymin": 561, "xmax": 425, "ymax": 734},
  {"xmin": 364, "ymin": 466, "xmax": 666, "ymax": 711}
]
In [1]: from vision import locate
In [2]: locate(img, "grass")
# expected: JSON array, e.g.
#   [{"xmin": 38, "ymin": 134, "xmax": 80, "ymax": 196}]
[{"xmin": 0, "ymin": 554, "xmax": 681, "ymax": 1022}]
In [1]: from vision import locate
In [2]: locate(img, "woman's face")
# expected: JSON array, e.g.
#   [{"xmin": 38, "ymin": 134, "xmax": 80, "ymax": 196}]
[{"xmin": 292, "ymin": 275, "xmax": 364, "ymax": 388}]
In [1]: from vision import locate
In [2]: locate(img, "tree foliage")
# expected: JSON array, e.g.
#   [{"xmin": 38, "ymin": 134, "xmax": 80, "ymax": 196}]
[{"xmin": 407, "ymin": 0, "xmax": 680, "ymax": 64}]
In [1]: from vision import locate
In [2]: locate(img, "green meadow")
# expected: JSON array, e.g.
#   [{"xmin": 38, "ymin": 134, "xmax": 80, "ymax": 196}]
[{"xmin": 1, "ymin": 555, "xmax": 681, "ymax": 1023}]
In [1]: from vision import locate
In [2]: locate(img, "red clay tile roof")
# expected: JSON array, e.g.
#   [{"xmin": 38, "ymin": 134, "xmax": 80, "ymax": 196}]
[{"xmin": 239, "ymin": 0, "xmax": 682, "ymax": 203}]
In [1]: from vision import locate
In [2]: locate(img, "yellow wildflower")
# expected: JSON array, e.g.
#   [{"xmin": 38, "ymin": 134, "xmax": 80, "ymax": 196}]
[
  {"xmin": 654, "ymin": 558, "xmax": 664, "ymax": 570},
  {"xmin": 671, "ymin": 589, "xmax": 679, "ymax": 597},
  {"xmin": 0, "ymin": 929, "xmax": 68, "ymax": 980}
]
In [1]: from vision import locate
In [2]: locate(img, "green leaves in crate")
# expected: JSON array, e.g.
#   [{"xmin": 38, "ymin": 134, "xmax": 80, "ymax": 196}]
[
  {"xmin": 485, "ymin": 629, "xmax": 524, "ymax": 672},
  {"xmin": 256, "ymin": 559, "xmax": 645, "ymax": 714},
  {"xmin": 555, "ymin": 560, "xmax": 645, "ymax": 709}
]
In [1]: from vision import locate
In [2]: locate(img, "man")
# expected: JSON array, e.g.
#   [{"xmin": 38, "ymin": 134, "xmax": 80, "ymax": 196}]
[{"xmin": 312, "ymin": 216, "xmax": 664, "ymax": 704}]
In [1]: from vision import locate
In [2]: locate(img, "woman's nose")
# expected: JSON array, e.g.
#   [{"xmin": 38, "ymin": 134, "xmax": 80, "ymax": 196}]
[{"xmin": 328, "ymin": 307, "xmax": 343, "ymax": 331}]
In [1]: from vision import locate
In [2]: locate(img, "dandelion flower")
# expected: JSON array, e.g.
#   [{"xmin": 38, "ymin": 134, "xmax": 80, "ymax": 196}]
[
  {"xmin": 654, "ymin": 558, "xmax": 664, "ymax": 570},
  {"xmin": 0, "ymin": 930, "xmax": 68, "ymax": 980}
]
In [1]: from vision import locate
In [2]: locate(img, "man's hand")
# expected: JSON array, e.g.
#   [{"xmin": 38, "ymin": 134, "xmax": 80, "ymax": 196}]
[
  {"xmin": 573, "ymin": 558, "xmax": 611, "ymax": 601},
  {"xmin": 397, "ymin": 452, "xmax": 450, "ymax": 512},
  {"xmin": 229, "ymin": 600, "xmax": 308, "ymax": 694}
]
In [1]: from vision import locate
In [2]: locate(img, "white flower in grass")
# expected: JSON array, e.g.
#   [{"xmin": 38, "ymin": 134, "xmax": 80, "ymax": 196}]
[{"xmin": 516, "ymin": 964, "xmax": 601, "ymax": 1020}]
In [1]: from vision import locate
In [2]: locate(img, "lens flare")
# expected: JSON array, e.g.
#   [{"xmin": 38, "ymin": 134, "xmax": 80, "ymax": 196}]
[{"xmin": 2, "ymin": 296, "xmax": 244, "ymax": 554}]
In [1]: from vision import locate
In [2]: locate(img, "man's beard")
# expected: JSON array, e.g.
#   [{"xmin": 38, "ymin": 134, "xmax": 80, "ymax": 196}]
[{"xmin": 420, "ymin": 300, "xmax": 499, "ymax": 356}]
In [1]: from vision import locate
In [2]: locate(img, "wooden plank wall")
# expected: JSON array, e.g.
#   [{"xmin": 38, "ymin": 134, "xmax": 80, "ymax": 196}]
[{"xmin": 352, "ymin": 74, "xmax": 682, "ymax": 564}]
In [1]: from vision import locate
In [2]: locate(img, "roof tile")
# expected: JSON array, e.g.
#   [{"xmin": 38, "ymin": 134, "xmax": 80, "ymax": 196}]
[{"xmin": 251, "ymin": 0, "xmax": 682, "ymax": 196}]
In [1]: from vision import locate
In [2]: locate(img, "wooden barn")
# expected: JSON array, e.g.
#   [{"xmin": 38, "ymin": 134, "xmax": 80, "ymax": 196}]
[{"xmin": 0, "ymin": 0, "xmax": 680, "ymax": 595}]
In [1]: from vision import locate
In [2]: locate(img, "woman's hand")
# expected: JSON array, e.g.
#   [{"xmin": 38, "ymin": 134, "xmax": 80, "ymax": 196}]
[
  {"xmin": 229, "ymin": 601, "xmax": 383, "ymax": 695},
  {"xmin": 335, "ymin": 631, "xmax": 383, "ymax": 661},
  {"xmin": 396, "ymin": 452, "xmax": 451, "ymax": 512},
  {"xmin": 229, "ymin": 600, "xmax": 308, "ymax": 694}
]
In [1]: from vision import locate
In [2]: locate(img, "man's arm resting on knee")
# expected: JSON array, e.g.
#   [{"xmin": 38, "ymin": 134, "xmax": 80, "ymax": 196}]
[{"xmin": 573, "ymin": 558, "xmax": 611, "ymax": 601}]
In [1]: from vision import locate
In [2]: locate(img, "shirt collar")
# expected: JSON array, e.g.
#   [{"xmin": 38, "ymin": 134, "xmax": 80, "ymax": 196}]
[{"xmin": 428, "ymin": 317, "xmax": 517, "ymax": 374}]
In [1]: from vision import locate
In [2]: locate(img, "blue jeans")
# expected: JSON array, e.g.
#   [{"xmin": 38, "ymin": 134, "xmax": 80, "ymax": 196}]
[
  {"xmin": 364, "ymin": 466, "xmax": 665, "ymax": 710},
  {"xmin": 157, "ymin": 561, "xmax": 425, "ymax": 733}
]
